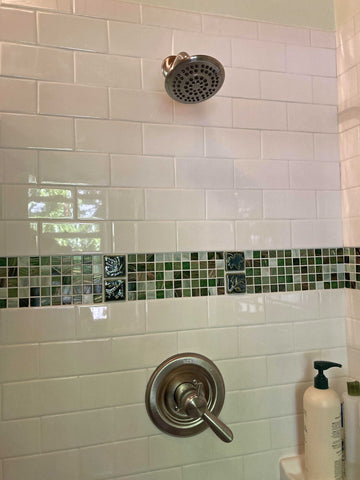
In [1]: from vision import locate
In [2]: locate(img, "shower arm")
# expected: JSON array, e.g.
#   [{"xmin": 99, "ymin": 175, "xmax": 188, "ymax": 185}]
[{"xmin": 174, "ymin": 380, "xmax": 233, "ymax": 443}]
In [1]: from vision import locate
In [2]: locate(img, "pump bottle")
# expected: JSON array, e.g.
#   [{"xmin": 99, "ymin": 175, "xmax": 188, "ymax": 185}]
[
  {"xmin": 343, "ymin": 380, "xmax": 360, "ymax": 480},
  {"xmin": 303, "ymin": 361, "xmax": 342, "ymax": 480}
]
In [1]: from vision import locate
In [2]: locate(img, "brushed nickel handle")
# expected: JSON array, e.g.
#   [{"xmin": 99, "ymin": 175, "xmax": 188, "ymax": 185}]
[{"xmin": 175, "ymin": 381, "xmax": 233, "ymax": 443}]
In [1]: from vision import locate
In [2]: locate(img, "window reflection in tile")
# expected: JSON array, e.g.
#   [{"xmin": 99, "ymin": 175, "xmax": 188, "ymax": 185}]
[{"xmin": 28, "ymin": 188, "xmax": 74, "ymax": 219}]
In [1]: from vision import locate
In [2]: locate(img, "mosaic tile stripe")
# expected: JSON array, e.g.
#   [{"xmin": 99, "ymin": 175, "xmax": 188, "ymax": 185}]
[{"xmin": 0, "ymin": 247, "xmax": 353, "ymax": 308}]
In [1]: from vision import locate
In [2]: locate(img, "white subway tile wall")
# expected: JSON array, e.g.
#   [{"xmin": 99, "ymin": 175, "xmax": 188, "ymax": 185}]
[{"xmin": 0, "ymin": 2, "xmax": 347, "ymax": 480}]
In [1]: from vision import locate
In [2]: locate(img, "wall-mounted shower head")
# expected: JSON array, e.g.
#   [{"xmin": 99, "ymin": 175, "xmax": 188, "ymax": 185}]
[{"xmin": 161, "ymin": 52, "xmax": 225, "ymax": 104}]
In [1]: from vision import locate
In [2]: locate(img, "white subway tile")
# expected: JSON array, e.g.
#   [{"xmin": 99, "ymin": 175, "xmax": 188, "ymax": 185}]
[
  {"xmin": 79, "ymin": 370, "xmax": 147, "ymax": 410},
  {"xmin": 183, "ymin": 458, "xmax": 244, "ymax": 480},
  {"xmin": 232, "ymin": 38, "xmax": 286, "ymax": 71},
  {"xmin": 110, "ymin": 89, "xmax": 172, "ymax": 123},
  {"xmin": 0, "ymin": 307, "xmax": 76, "ymax": 344},
  {"xmin": 143, "ymin": 124, "xmax": 203, "ymax": 157},
  {"xmin": 176, "ymin": 157, "xmax": 234, "ymax": 189},
  {"xmin": 38, "ymin": 12, "xmax": 108, "ymax": 52},
  {"xmin": 178, "ymin": 327, "xmax": 238, "ymax": 360},
  {"xmin": 111, "ymin": 155, "xmax": 174, "ymax": 188},
  {"xmin": 146, "ymin": 297, "xmax": 208, "ymax": 333},
  {"xmin": 0, "ymin": 344, "xmax": 39, "ymax": 382},
  {"xmin": 109, "ymin": 21, "xmax": 171, "ymax": 58},
  {"xmin": 1, "ymin": 43, "xmax": 74, "ymax": 82},
  {"xmin": 235, "ymin": 160, "xmax": 289, "ymax": 189},
  {"xmin": 142, "ymin": 58, "xmax": 164, "ymax": 91},
  {"xmin": 342, "ymin": 157, "xmax": 360, "ymax": 189},
  {"xmin": 219, "ymin": 67, "xmax": 260, "ymax": 98},
  {"xmin": 39, "ymin": 221, "xmax": 111, "ymax": 255},
  {"xmin": 149, "ymin": 421, "xmax": 270, "ymax": 468},
  {"xmin": 291, "ymin": 219, "xmax": 343, "ymax": 248},
  {"xmin": 294, "ymin": 319, "xmax": 346, "ymax": 351},
  {"xmin": 270, "ymin": 415, "xmax": 303, "ymax": 449},
  {"xmin": 268, "ymin": 351, "xmax": 320, "ymax": 385},
  {"xmin": 136, "ymin": 221, "xmax": 177, "ymax": 253},
  {"xmin": 259, "ymin": 23, "xmax": 310, "ymax": 45},
  {"xmin": 239, "ymin": 324, "xmax": 293, "ymax": 356},
  {"xmin": 262, "ymin": 131, "xmax": 313, "ymax": 160},
  {"xmin": 348, "ymin": 348, "xmax": 360, "ymax": 380},
  {"xmin": 0, "ymin": 77, "xmax": 36, "ymax": 113},
  {"xmin": 208, "ymin": 295, "xmax": 265, "ymax": 327},
  {"xmin": 173, "ymin": 30, "xmax": 231, "ymax": 67},
  {"xmin": 76, "ymin": 119, "xmax": 141, "ymax": 154},
  {"xmin": 3, "ymin": 450, "xmax": 79, "ymax": 480},
  {"xmin": 143, "ymin": 5, "xmax": 201, "ymax": 31},
  {"xmin": 104, "ymin": 468, "xmax": 183, "ymax": 480},
  {"xmin": 76, "ymin": 301, "xmax": 146, "ymax": 339},
  {"xmin": 41, "ymin": 408, "xmax": 115, "ymax": 451},
  {"xmin": 39, "ymin": 339, "xmax": 112, "ymax": 377},
  {"xmin": 337, "ymin": 16, "xmax": 355, "ymax": 46},
  {"xmin": 177, "ymin": 221, "xmax": 235, "ymax": 251},
  {"xmin": 79, "ymin": 438, "xmax": 149, "ymax": 479},
  {"xmin": 312, "ymin": 77, "xmax": 338, "ymax": 105},
  {"xmin": 244, "ymin": 449, "xmax": 297, "ymax": 480},
  {"xmin": 347, "ymin": 318, "xmax": 360, "ymax": 349},
  {"xmin": 319, "ymin": 289, "xmax": 345, "ymax": 319},
  {"xmin": 235, "ymin": 220, "xmax": 291, "ymax": 250},
  {"xmin": 342, "ymin": 188, "xmax": 360, "ymax": 218},
  {"xmin": 263, "ymin": 190, "xmax": 316, "ymax": 219},
  {"xmin": 339, "ymin": 127, "xmax": 360, "ymax": 161},
  {"xmin": 108, "ymin": 189, "xmax": 145, "ymax": 220},
  {"xmin": 289, "ymin": 161, "xmax": 340, "ymax": 190},
  {"xmin": 217, "ymin": 357, "xmax": 267, "ymax": 390},
  {"xmin": 205, "ymin": 128, "xmax": 260, "ymax": 158},
  {"xmin": 3, "ymin": 377, "xmax": 80, "ymax": 419},
  {"xmin": 233, "ymin": 99, "xmax": 287, "ymax": 130},
  {"xmin": 111, "ymin": 222, "xmax": 137, "ymax": 253},
  {"xmin": 112, "ymin": 332, "xmax": 177, "ymax": 370},
  {"xmin": 314, "ymin": 133, "xmax": 340, "ymax": 162},
  {"xmin": 39, "ymin": 82, "xmax": 108, "ymax": 118},
  {"xmin": 145, "ymin": 189, "xmax": 205, "ymax": 220},
  {"xmin": 39, "ymin": 151, "xmax": 110, "ymax": 186},
  {"xmin": 2, "ymin": 0, "xmax": 71, "ymax": 12},
  {"xmin": 265, "ymin": 291, "xmax": 320, "ymax": 323},
  {"xmin": 75, "ymin": 52, "xmax": 141, "ymax": 88},
  {"xmin": 288, "ymin": 103, "xmax": 338, "ymax": 133},
  {"xmin": 286, "ymin": 45, "xmax": 336, "ymax": 76},
  {"xmin": 206, "ymin": 190, "xmax": 262, "ymax": 220},
  {"xmin": 5, "ymin": 221, "xmax": 39, "ymax": 256},
  {"xmin": 343, "ymin": 217, "xmax": 360, "ymax": 246},
  {"xmin": 1, "ymin": 149, "xmax": 37, "ymax": 184},
  {"xmin": 114, "ymin": 404, "xmax": 157, "ymax": 440},
  {"xmin": 317, "ymin": 191, "xmax": 342, "ymax": 218},
  {"xmin": 203, "ymin": 15, "xmax": 257, "ymax": 38},
  {"xmin": 311, "ymin": 30, "xmax": 336, "ymax": 49},
  {"xmin": 1, "ymin": 114, "xmax": 74, "ymax": 150},
  {"xmin": 0, "ymin": 419, "xmax": 40, "ymax": 458},
  {"xmin": 174, "ymin": 97, "xmax": 232, "ymax": 128},
  {"xmin": 0, "ymin": 7, "xmax": 35, "ymax": 43},
  {"xmin": 75, "ymin": 0, "xmax": 140, "ymax": 22},
  {"xmin": 4, "ymin": 185, "xmax": 74, "ymax": 220},
  {"xmin": 338, "ymin": 68, "xmax": 357, "ymax": 105},
  {"xmin": 260, "ymin": 71, "xmax": 312, "ymax": 102}
]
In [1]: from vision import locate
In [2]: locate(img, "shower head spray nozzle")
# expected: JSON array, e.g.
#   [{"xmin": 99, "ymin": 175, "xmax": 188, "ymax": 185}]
[{"xmin": 161, "ymin": 52, "xmax": 225, "ymax": 104}]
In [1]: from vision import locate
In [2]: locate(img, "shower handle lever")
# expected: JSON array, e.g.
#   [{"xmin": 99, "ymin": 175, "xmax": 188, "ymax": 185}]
[{"xmin": 175, "ymin": 381, "xmax": 233, "ymax": 443}]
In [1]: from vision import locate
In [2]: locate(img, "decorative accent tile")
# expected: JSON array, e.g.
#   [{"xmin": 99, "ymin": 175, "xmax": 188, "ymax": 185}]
[
  {"xmin": 226, "ymin": 273, "xmax": 246, "ymax": 294},
  {"xmin": 225, "ymin": 252, "xmax": 245, "ymax": 271},
  {"xmin": 104, "ymin": 255, "xmax": 126, "ymax": 277},
  {"xmin": 105, "ymin": 279, "xmax": 126, "ymax": 301}
]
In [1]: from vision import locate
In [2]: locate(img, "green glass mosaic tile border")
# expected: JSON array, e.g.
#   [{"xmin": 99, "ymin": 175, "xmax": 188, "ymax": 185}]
[{"xmin": 0, "ymin": 247, "xmax": 354, "ymax": 308}]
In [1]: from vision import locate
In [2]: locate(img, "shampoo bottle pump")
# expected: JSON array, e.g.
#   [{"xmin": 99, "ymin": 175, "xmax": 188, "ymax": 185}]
[
  {"xmin": 304, "ymin": 360, "xmax": 342, "ymax": 480},
  {"xmin": 343, "ymin": 380, "xmax": 360, "ymax": 480}
]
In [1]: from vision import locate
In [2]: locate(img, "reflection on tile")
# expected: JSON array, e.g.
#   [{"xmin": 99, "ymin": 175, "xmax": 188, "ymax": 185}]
[
  {"xmin": 28, "ymin": 188, "xmax": 74, "ymax": 219},
  {"xmin": 226, "ymin": 252, "xmax": 245, "ymax": 271},
  {"xmin": 226, "ymin": 273, "xmax": 246, "ymax": 294},
  {"xmin": 105, "ymin": 279, "xmax": 125, "ymax": 301},
  {"xmin": 104, "ymin": 255, "xmax": 125, "ymax": 278}
]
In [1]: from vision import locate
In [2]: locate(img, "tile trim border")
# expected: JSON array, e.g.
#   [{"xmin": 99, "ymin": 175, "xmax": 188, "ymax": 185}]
[{"xmin": 0, "ymin": 246, "xmax": 356, "ymax": 308}]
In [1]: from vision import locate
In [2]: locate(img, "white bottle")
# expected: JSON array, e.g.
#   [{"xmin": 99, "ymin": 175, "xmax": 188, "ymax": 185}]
[
  {"xmin": 304, "ymin": 361, "xmax": 342, "ymax": 480},
  {"xmin": 343, "ymin": 380, "xmax": 360, "ymax": 480}
]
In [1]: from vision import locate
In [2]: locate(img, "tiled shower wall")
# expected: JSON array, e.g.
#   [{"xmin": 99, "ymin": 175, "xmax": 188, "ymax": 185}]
[
  {"xmin": 337, "ymin": 10, "xmax": 360, "ymax": 381},
  {"xmin": 0, "ymin": 1, "xmax": 347, "ymax": 480}
]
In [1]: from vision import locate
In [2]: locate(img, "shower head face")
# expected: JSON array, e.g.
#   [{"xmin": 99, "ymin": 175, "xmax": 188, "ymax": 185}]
[{"xmin": 162, "ymin": 53, "xmax": 225, "ymax": 104}]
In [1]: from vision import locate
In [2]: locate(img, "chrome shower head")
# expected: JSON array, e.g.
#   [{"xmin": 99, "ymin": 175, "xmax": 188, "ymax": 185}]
[{"xmin": 161, "ymin": 52, "xmax": 225, "ymax": 104}]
